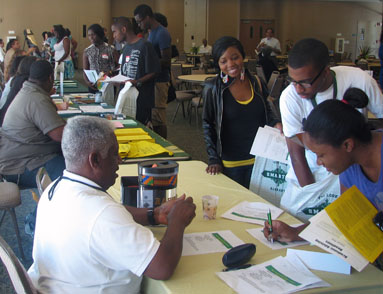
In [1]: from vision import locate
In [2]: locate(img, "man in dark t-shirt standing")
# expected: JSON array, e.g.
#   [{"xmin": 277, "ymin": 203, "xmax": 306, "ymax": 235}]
[
  {"xmin": 134, "ymin": 4, "xmax": 171, "ymax": 138},
  {"xmin": 111, "ymin": 17, "xmax": 160, "ymax": 125}
]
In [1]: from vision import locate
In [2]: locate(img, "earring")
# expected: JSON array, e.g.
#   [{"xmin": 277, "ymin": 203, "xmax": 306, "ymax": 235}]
[
  {"xmin": 240, "ymin": 68, "xmax": 245, "ymax": 81},
  {"xmin": 220, "ymin": 71, "xmax": 228, "ymax": 84}
]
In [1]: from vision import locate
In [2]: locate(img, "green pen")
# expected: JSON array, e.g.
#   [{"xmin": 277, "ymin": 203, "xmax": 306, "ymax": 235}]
[{"xmin": 267, "ymin": 209, "xmax": 274, "ymax": 244}]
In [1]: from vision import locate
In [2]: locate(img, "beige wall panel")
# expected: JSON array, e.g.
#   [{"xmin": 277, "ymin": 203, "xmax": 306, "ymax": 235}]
[
  {"xmin": 208, "ymin": 0, "xmax": 240, "ymax": 45},
  {"xmin": 0, "ymin": 0, "xmax": 111, "ymax": 69},
  {"xmin": 155, "ymin": 0, "xmax": 184, "ymax": 52},
  {"xmin": 278, "ymin": 0, "xmax": 381, "ymax": 58},
  {"xmin": 111, "ymin": 0, "xmax": 154, "ymax": 18},
  {"xmin": 239, "ymin": 0, "xmax": 381, "ymax": 59}
]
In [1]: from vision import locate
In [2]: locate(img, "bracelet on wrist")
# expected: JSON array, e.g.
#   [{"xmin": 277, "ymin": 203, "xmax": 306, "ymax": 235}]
[{"xmin": 147, "ymin": 208, "xmax": 157, "ymax": 226}]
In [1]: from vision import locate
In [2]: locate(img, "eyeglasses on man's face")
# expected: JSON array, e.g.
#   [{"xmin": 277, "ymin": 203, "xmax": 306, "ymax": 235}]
[{"xmin": 287, "ymin": 66, "xmax": 326, "ymax": 89}]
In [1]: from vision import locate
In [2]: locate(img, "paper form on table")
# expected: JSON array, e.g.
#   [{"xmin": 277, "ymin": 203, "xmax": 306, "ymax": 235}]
[
  {"xmin": 216, "ymin": 254, "xmax": 330, "ymax": 293},
  {"xmin": 221, "ymin": 201, "xmax": 283, "ymax": 225},
  {"xmin": 182, "ymin": 230, "xmax": 244, "ymax": 256},
  {"xmin": 286, "ymin": 249, "xmax": 351, "ymax": 275}
]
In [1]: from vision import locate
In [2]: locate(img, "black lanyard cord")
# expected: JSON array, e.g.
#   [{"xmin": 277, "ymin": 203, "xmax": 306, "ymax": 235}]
[
  {"xmin": 310, "ymin": 70, "xmax": 337, "ymax": 108},
  {"xmin": 48, "ymin": 175, "xmax": 107, "ymax": 200}
]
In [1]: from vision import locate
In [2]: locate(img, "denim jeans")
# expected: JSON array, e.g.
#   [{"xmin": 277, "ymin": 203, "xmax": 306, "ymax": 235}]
[
  {"xmin": 3, "ymin": 155, "xmax": 66, "ymax": 188},
  {"xmin": 223, "ymin": 164, "xmax": 253, "ymax": 189}
]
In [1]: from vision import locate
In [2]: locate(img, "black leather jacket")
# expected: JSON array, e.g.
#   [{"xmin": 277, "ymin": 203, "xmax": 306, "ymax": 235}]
[{"xmin": 202, "ymin": 71, "xmax": 280, "ymax": 166}]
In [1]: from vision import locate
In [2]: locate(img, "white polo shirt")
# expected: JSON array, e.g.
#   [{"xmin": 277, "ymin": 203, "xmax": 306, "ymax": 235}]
[
  {"xmin": 259, "ymin": 37, "xmax": 281, "ymax": 56},
  {"xmin": 28, "ymin": 170, "xmax": 160, "ymax": 294}
]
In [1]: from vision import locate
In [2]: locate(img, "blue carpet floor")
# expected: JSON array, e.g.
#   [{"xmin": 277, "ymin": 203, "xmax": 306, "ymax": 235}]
[{"xmin": 0, "ymin": 189, "xmax": 36, "ymax": 293}]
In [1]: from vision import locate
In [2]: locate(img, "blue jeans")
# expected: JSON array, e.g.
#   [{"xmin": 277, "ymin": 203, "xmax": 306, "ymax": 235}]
[
  {"xmin": 223, "ymin": 164, "xmax": 253, "ymax": 189},
  {"xmin": 3, "ymin": 155, "xmax": 66, "ymax": 188}
]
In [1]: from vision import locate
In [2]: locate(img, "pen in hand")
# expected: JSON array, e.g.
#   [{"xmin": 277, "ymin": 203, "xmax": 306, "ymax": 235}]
[{"xmin": 267, "ymin": 209, "xmax": 274, "ymax": 244}]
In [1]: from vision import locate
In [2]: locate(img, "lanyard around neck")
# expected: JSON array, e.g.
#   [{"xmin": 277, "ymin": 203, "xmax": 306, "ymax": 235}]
[
  {"xmin": 310, "ymin": 70, "xmax": 337, "ymax": 108},
  {"xmin": 48, "ymin": 175, "xmax": 106, "ymax": 200}
]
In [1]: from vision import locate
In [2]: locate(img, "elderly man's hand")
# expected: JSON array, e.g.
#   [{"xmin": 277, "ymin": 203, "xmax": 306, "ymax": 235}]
[
  {"xmin": 154, "ymin": 194, "xmax": 194, "ymax": 225},
  {"xmin": 166, "ymin": 195, "xmax": 196, "ymax": 227},
  {"xmin": 263, "ymin": 220, "xmax": 307, "ymax": 243}
]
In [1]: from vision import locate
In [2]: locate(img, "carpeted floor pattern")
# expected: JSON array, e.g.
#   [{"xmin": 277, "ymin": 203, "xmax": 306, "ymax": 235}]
[{"xmin": 0, "ymin": 83, "xmax": 208, "ymax": 292}]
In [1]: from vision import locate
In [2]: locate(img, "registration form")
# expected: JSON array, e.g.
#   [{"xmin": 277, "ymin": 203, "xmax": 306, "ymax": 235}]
[
  {"xmin": 221, "ymin": 201, "xmax": 284, "ymax": 225},
  {"xmin": 182, "ymin": 230, "xmax": 244, "ymax": 256}
]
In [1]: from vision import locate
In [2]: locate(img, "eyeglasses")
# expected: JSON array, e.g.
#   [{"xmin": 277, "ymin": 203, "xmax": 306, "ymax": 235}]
[{"xmin": 287, "ymin": 66, "xmax": 326, "ymax": 89}]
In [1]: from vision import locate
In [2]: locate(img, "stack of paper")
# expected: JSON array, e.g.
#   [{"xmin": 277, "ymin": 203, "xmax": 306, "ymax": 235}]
[
  {"xmin": 79, "ymin": 105, "xmax": 115, "ymax": 113},
  {"xmin": 114, "ymin": 128, "xmax": 154, "ymax": 144},
  {"xmin": 221, "ymin": 201, "xmax": 284, "ymax": 225},
  {"xmin": 217, "ymin": 253, "xmax": 330, "ymax": 293},
  {"xmin": 250, "ymin": 125, "xmax": 289, "ymax": 163},
  {"xmin": 299, "ymin": 186, "xmax": 383, "ymax": 271}
]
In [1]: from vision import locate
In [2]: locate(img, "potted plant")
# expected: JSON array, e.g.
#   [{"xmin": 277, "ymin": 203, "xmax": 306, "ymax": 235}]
[{"xmin": 358, "ymin": 46, "xmax": 371, "ymax": 62}]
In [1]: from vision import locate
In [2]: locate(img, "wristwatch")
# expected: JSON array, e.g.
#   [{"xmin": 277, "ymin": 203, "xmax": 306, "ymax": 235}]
[
  {"xmin": 136, "ymin": 81, "xmax": 142, "ymax": 88},
  {"xmin": 147, "ymin": 209, "xmax": 157, "ymax": 226}
]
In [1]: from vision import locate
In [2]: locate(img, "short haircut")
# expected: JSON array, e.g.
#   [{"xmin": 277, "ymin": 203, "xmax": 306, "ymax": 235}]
[
  {"xmin": 266, "ymin": 27, "xmax": 274, "ymax": 34},
  {"xmin": 113, "ymin": 17, "xmax": 133, "ymax": 32},
  {"xmin": 62, "ymin": 116, "xmax": 115, "ymax": 167},
  {"xmin": 134, "ymin": 4, "xmax": 154, "ymax": 19},
  {"xmin": 29, "ymin": 59, "xmax": 53, "ymax": 81},
  {"xmin": 212, "ymin": 36, "xmax": 245, "ymax": 68},
  {"xmin": 6, "ymin": 39, "xmax": 18, "ymax": 51},
  {"xmin": 288, "ymin": 38, "xmax": 330, "ymax": 71},
  {"xmin": 303, "ymin": 87, "xmax": 371, "ymax": 147},
  {"xmin": 88, "ymin": 23, "xmax": 105, "ymax": 40},
  {"xmin": 17, "ymin": 56, "xmax": 38, "ymax": 76},
  {"xmin": 9, "ymin": 55, "xmax": 26, "ymax": 78},
  {"xmin": 53, "ymin": 25, "xmax": 66, "ymax": 41},
  {"xmin": 154, "ymin": 12, "xmax": 168, "ymax": 27}
]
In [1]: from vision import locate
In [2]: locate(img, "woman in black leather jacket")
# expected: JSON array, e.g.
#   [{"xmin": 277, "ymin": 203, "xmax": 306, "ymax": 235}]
[{"xmin": 202, "ymin": 36, "xmax": 281, "ymax": 188}]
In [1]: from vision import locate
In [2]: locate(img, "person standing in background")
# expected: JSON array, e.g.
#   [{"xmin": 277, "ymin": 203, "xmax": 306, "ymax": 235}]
[
  {"xmin": 0, "ymin": 39, "xmax": 5, "ymax": 65},
  {"xmin": 111, "ymin": 17, "xmax": 160, "ymax": 125},
  {"xmin": 83, "ymin": 23, "xmax": 118, "ymax": 93},
  {"xmin": 134, "ymin": 4, "xmax": 171, "ymax": 138},
  {"xmin": 53, "ymin": 25, "xmax": 74, "ymax": 80},
  {"xmin": 379, "ymin": 30, "xmax": 383, "ymax": 89}
]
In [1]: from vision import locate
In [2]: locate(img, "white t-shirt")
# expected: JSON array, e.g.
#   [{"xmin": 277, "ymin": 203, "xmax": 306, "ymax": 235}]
[
  {"xmin": 199, "ymin": 44, "xmax": 212, "ymax": 54},
  {"xmin": 258, "ymin": 37, "xmax": 281, "ymax": 56},
  {"xmin": 28, "ymin": 170, "xmax": 160, "ymax": 294},
  {"xmin": 280, "ymin": 65, "xmax": 383, "ymax": 178},
  {"xmin": 54, "ymin": 37, "xmax": 71, "ymax": 62}
]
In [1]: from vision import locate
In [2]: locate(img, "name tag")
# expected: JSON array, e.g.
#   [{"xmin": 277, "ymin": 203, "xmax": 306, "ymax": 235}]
[
  {"xmin": 125, "ymin": 56, "xmax": 130, "ymax": 62},
  {"xmin": 102, "ymin": 53, "xmax": 109, "ymax": 59}
]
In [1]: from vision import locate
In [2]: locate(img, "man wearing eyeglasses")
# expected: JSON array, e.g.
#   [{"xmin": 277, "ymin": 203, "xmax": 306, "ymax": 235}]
[{"xmin": 279, "ymin": 38, "xmax": 383, "ymax": 220}]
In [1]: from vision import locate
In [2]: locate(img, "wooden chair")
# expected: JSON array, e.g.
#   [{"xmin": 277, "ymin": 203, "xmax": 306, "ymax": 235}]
[
  {"xmin": 0, "ymin": 182, "xmax": 25, "ymax": 260},
  {"xmin": 0, "ymin": 235, "xmax": 38, "ymax": 293}
]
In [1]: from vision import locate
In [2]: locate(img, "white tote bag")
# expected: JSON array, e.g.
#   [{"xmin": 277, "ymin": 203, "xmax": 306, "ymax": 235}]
[{"xmin": 280, "ymin": 166, "xmax": 340, "ymax": 222}]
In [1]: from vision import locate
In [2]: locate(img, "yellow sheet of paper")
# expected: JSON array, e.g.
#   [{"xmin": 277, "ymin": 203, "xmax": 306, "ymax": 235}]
[
  {"xmin": 117, "ymin": 135, "xmax": 154, "ymax": 144},
  {"xmin": 325, "ymin": 185, "xmax": 383, "ymax": 263},
  {"xmin": 114, "ymin": 128, "xmax": 147, "ymax": 136},
  {"xmin": 119, "ymin": 141, "xmax": 173, "ymax": 158}
]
